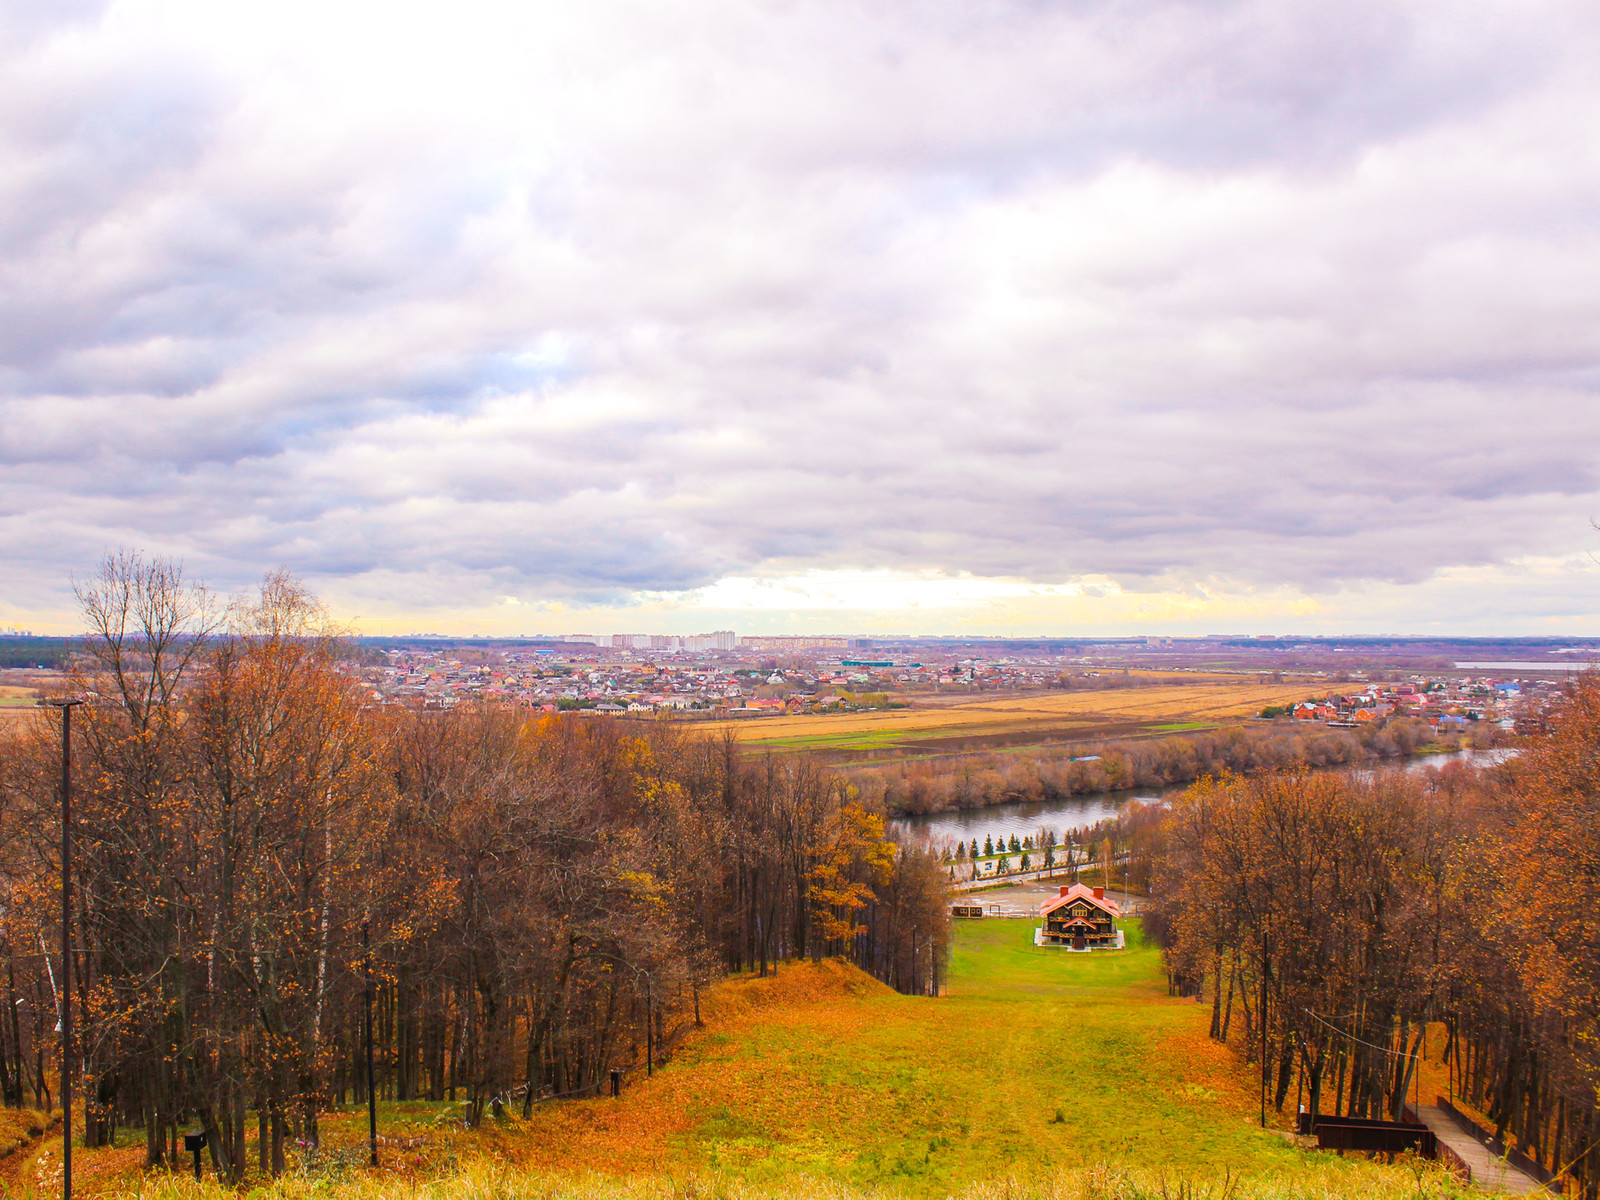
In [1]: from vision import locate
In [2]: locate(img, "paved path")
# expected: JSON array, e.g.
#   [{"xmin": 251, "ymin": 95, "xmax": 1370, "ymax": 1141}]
[{"xmin": 1416, "ymin": 1106, "xmax": 1545, "ymax": 1194}]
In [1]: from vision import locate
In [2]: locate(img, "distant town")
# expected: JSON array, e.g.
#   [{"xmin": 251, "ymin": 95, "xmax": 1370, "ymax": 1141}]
[
  {"xmin": 366, "ymin": 633, "xmax": 1065, "ymax": 716},
  {"xmin": 2, "ymin": 627, "xmax": 1591, "ymax": 737},
  {"xmin": 355, "ymin": 631, "xmax": 1587, "ymax": 733}
]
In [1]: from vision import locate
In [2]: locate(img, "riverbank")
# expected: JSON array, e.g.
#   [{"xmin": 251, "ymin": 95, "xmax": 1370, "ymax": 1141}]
[
  {"xmin": 864, "ymin": 716, "xmax": 1513, "ymax": 820},
  {"xmin": 889, "ymin": 738, "xmax": 1517, "ymax": 851}
]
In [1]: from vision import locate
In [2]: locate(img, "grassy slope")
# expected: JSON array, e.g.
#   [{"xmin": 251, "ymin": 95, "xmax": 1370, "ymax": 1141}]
[
  {"xmin": 490, "ymin": 921, "xmax": 1399, "ymax": 1194},
  {"xmin": 64, "ymin": 920, "xmax": 1446, "ymax": 1199}
]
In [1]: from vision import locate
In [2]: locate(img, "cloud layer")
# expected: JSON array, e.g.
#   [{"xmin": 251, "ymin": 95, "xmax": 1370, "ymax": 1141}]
[{"xmin": 4, "ymin": 0, "xmax": 1600, "ymax": 632}]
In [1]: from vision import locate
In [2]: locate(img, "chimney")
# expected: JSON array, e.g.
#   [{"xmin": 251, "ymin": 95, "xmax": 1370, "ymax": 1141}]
[
  {"xmin": 1093, "ymin": 886, "xmax": 1104, "ymax": 900},
  {"xmin": 1059, "ymin": 886, "xmax": 1070, "ymax": 897}
]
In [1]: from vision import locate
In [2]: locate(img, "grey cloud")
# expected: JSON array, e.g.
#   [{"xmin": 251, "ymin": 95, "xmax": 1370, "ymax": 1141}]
[{"xmin": 3, "ymin": 0, "xmax": 1600, "ymax": 622}]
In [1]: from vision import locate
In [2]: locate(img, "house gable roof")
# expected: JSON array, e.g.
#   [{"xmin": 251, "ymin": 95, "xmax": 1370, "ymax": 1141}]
[{"xmin": 1040, "ymin": 883, "xmax": 1122, "ymax": 919}]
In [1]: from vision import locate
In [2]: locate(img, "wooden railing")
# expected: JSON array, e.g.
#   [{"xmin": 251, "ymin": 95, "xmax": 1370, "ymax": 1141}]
[{"xmin": 1434, "ymin": 1097, "xmax": 1564, "ymax": 1193}]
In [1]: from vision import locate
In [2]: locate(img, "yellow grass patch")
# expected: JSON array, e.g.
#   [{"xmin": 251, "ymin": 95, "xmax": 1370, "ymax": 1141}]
[{"xmin": 699, "ymin": 680, "xmax": 1316, "ymax": 751}]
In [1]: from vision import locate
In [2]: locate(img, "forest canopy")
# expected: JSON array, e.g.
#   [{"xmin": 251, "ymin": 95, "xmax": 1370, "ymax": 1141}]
[{"xmin": 1147, "ymin": 679, "xmax": 1600, "ymax": 1198}]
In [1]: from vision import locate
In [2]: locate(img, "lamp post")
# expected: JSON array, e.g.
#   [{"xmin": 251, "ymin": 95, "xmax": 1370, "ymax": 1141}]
[
  {"xmin": 363, "ymin": 920, "xmax": 377, "ymax": 1167},
  {"xmin": 39, "ymin": 698, "xmax": 83, "ymax": 1200},
  {"xmin": 1259, "ymin": 928, "xmax": 1269, "ymax": 1129}
]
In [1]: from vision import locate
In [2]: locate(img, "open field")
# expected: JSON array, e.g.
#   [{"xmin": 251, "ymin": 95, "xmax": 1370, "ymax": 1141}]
[
  {"xmin": 698, "ymin": 679, "xmax": 1317, "ymax": 759},
  {"xmin": 0, "ymin": 674, "xmax": 65, "ymax": 729},
  {"xmin": 0, "ymin": 683, "xmax": 46, "ymax": 729},
  {"xmin": 0, "ymin": 707, "xmax": 39, "ymax": 730},
  {"xmin": 46, "ymin": 920, "xmax": 1452, "ymax": 1199}
]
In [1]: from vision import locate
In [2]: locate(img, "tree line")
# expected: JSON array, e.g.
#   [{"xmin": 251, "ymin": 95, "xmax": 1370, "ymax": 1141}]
[
  {"xmin": 854, "ymin": 717, "xmax": 1460, "ymax": 817},
  {"xmin": 1147, "ymin": 684, "xmax": 1600, "ymax": 1198},
  {"xmin": 0, "ymin": 555, "xmax": 950, "ymax": 1179},
  {"xmin": 0, "ymin": 639, "xmax": 73, "ymax": 670}
]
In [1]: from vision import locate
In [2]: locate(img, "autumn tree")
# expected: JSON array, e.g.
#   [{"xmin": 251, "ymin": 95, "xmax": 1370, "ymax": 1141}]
[{"xmin": 0, "ymin": 559, "xmax": 958, "ymax": 1177}]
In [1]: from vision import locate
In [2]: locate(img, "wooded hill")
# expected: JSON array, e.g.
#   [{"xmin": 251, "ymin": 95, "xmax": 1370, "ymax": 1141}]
[
  {"xmin": 1147, "ymin": 681, "xmax": 1600, "ymax": 1198},
  {"xmin": 0, "ymin": 556, "xmax": 950, "ymax": 1181}
]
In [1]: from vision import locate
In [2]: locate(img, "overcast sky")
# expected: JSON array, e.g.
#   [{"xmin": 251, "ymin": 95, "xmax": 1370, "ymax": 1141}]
[{"xmin": 4, "ymin": 0, "xmax": 1600, "ymax": 636}]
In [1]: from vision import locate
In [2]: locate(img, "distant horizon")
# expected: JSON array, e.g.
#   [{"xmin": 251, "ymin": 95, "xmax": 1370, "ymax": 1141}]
[{"xmin": 12, "ymin": 628, "xmax": 1600, "ymax": 647}]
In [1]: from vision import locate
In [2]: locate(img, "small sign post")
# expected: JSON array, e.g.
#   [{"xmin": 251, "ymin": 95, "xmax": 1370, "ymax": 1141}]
[{"xmin": 183, "ymin": 1129, "xmax": 207, "ymax": 1180}]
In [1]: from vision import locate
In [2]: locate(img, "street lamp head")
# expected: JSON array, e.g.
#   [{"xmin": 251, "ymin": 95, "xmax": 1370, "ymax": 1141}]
[{"xmin": 36, "ymin": 698, "xmax": 85, "ymax": 709}]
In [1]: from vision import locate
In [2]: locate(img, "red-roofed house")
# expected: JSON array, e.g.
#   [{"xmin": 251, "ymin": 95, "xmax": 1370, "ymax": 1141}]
[{"xmin": 1038, "ymin": 883, "xmax": 1123, "ymax": 951}]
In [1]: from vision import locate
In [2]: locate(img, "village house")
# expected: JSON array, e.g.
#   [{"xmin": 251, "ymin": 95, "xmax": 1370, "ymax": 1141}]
[{"xmin": 1037, "ymin": 883, "xmax": 1123, "ymax": 951}]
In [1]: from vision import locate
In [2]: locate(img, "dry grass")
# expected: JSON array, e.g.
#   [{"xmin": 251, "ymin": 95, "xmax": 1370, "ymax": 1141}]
[
  {"xmin": 102, "ymin": 1159, "xmax": 1469, "ymax": 1200},
  {"xmin": 0, "ymin": 685, "xmax": 45, "ymax": 730},
  {"xmin": 698, "ymin": 680, "xmax": 1315, "ymax": 755},
  {"xmin": 0, "ymin": 708, "xmax": 39, "ymax": 730}
]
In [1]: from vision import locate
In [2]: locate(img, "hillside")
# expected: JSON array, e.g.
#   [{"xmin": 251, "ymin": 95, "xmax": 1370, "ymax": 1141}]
[
  {"xmin": 493, "ymin": 921, "xmax": 1390, "ymax": 1191},
  {"xmin": 56, "ymin": 919, "xmax": 1465, "ymax": 1199}
]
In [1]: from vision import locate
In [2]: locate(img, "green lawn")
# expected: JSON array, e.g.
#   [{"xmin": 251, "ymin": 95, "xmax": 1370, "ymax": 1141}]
[
  {"xmin": 937, "ymin": 921, "xmax": 1268, "ymax": 1174},
  {"xmin": 737, "ymin": 725, "xmax": 1024, "ymax": 751},
  {"xmin": 740, "ymin": 730, "xmax": 912, "ymax": 750}
]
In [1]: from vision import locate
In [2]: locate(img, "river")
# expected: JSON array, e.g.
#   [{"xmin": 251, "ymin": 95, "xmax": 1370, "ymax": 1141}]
[
  {"xmin": 1453, "ymin": 661, "xmax": 1590, "ymax": 671},
  {"xmin": 892, "ymin": 748, "xmax": 1517, "ymax": 849}
]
